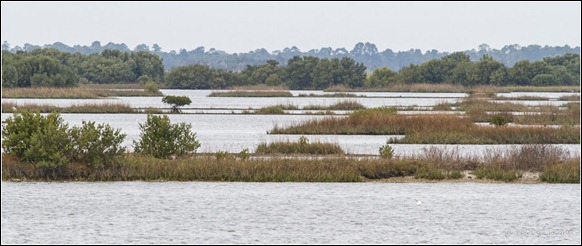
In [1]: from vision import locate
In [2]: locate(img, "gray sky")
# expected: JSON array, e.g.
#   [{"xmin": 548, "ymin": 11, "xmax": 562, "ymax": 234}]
[{"xmin": 1, "ymin": 2, "xmax": 580, "ymax": 53}]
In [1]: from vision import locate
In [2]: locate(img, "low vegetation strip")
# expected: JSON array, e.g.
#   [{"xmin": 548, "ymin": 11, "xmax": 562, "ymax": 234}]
[
  {"xmin": 255, "ymin": 137, "xmax": 344, "ymax": 155},
  {"xmin": 2, "ymin": 154, "xmax": 578, "ymax": 183},
  {"xmin": 297, "ymin": 93, "xmax": 365, "ymax": 98},
  {"xmin": 303, "ymin": 100, "xmax": 365, "ymax": 110},
  {"xmin": 392, "ymin": 126, "xmax": 580, "ymax": 144},
  {"xmin": 270, "ymin": 109, "xmax": 473, "ymax": 135},
  {"xmin": 270, "ymin": 106, "xmax": 580, "ymax": 144},
  {"xmin": 208, "ymin": 90, "xmax": 293, "ymax": 97},
  {"xmin": 2, "ymin": 87, "xmax": 162, "ymax": 99},
  {"xmin": 2, "ymin": 144, "xmax": 578, "ymax": 183},
  {"xmin": 2, "ymin": 102, "xmax": 136, "ymax": 113}
]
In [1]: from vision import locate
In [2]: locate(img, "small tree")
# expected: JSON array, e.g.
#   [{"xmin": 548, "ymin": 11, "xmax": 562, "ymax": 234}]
[
  {"xmin": 133, "ymin": 114, "xmax": 201, "ymax": 159},
  {"xmin": 162, "ymin": 95, "xmax": 192, "ymax": 113},
  {"xmin": 70, "ymin": 121, "xmax": 127, "ymax": 168}
]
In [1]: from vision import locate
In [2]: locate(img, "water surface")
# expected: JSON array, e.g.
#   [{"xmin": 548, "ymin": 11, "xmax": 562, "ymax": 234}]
[{"xmin": 1, "ymin": 182, "xmax": 579, "ymax": 244}]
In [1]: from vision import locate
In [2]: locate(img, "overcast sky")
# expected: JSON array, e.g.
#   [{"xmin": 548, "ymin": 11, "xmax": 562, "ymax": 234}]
[{"xmin": 1, "ymin": 2, "xmax": 580, "ymax": 53}]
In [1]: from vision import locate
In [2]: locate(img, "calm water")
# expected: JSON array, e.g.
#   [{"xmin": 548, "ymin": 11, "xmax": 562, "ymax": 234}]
[{"xmin": 1, "ymin": 182, "xmax": 580, "ymax": 244}]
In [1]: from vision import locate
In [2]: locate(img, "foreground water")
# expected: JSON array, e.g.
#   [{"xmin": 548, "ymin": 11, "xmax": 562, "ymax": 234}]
[{"xmin": 1, "ymin": 182, "xmax": 579, "ymax": 244}]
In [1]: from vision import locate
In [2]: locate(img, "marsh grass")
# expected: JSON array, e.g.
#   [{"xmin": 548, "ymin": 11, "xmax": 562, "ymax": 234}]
[
  {"xmin": 2, "ymin": 145, "xmax": 578, "ymax": 183},
  {"xmin": 241, "ymin": 104, "xmax": 299, "ymax": 114},
  {"xmin": 1, "ymin": 155, "xmax": 365, "ymax": 182},
  {"xmin": 255, "ymin": 138, "xmax": 344, "ymax": 155},
  {"xmin": 302, "ymin": 100, "xmax": 366, "ymax": 110},
  {"xmin": 473, "ymin": 168, "xmax": 523, "ymax": 182},
  {"xmin": 2, "ymin": 87, "xmax": 162, "ymax": 99},
  {"xmin": 270, "ymin": 104, "xmax": 579, "ymax": 143},
  {"xmin": 494, "ymin": 95, "xmax": 551, "ymax": 101},
  {"xmin": 250, "ymin": 101, "xmax": 365, "ymax": 114},
  {"xmin": 2, "ymin": 102, "xmax": 136, "ymax": 113},
  {"xmin": 297, "ymin": 93, "xmax": 365, "ymax": 98},
  {"xmin": 539, "ymin": 159, "xmax": 580, "ymax": 183},
  {"xmin": 208, "ymin": 90, "xmax": 293, "ymax": 97},
  {"xmin": 481, "ymin": 145, "xmax": 571, "ymax": 171},
  {"xmin": 432, "ymin": 102, "xmax": 455, "ymax": 111},
  {"xmin": 270, "ymin": 108, "xmax": 473, "ymax": 135},
  {"xmin": 458, "ymin": 95, "xmax": 579, "ymax": 125},
  {"xmin": 397, "ymin": 126, "xmax": 580, "ymax": 144},
  {"xmin": 558, "ymin": 95, "xmax": 581, "ymax": 101}
]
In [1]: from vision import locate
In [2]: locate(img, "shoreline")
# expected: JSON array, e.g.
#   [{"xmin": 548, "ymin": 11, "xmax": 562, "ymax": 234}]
[{"xmin": 0, "ymin": 172, "xmax": 552, "ymax": 184}]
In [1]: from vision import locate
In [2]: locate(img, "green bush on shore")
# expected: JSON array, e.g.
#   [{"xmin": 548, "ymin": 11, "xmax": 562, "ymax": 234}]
[
  {"xmin": 1, "ymin": 111, "xmax": 126, "ymax": 168},
  {"xmin": 133, "ymin": 114, "xmax": 201, "ymax": 159}
]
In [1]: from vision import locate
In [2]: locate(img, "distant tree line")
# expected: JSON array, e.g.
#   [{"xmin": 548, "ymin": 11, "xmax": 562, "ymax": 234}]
[
  {"xmin": 1, "ymin": 49, "xmax": 163, "ymax": 87},
  {"xmin": 165, "ymin": 56, "xmax": 366, "ymax": 89},
  {"xmin": 3, "ymin": 41, "xmax": 579, "ymax": 72},
  {"xmin": 367, "ymin": 52, "xmax": 580, "ymax": 87},
  {"xmin": 1, "ymin": 47, "xmax": 579, "ymax": 89}
]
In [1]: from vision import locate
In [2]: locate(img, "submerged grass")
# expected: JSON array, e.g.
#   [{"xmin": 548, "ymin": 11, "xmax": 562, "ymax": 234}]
[
  {"xmin": 2, "ymin": 102, "xmax": 136, "ymax": 113},
  {"xmin": 208, "ymin": 90, "xmax": 293, "ymax": 97}
]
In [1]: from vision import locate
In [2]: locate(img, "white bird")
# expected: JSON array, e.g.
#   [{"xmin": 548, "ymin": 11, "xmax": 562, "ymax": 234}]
[{"xmin": 415, "ymin": 199, "xmax": 422, "ymax": 206}]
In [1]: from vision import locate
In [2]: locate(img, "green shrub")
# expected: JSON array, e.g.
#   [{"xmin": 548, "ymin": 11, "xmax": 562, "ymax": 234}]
[
  {"xmin": 1, "ymin": 111, "xmax": 72, "ymax": 167},
  {"xmin": 379, "ymin": 142, "xmax": 395, "ymax": 159},
  {"xmin": 215, "ymin": 150, "xmax": 231, "ymax": 161},
  {"xmin": 144, "ymin": 82, "xmax": 160, "ymax": 94},
  {"xmin": 447, "ymin": 170, "xmax": 464, "ymax": 179},
  {"xmin": 70, "ymin": 121, "xmax": 127, "ymax": 168},
  {"xmin": 491, "ymin": 115, "xmax": 510, "ymax": 127},
  {"xmin": 133, "ymin": 114, "xmax": 201, "ymax": 159},
  {"xmin": 238, "ymin": 148, "xmax": 251, "ymax": 160}
]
